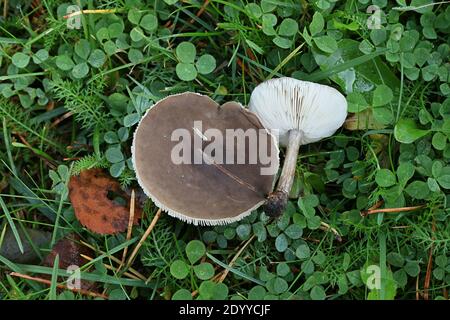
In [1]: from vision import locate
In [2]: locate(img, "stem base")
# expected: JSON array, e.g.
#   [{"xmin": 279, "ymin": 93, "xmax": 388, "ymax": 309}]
[{"xmin": 263, "ymin": 190, "xmax": 288, "ymax": 217}]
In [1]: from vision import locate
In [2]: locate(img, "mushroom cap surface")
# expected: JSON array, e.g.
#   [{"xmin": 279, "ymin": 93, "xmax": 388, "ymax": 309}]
[
  {"xmin": 248, "ymin": 77, "xmax": 348, "ymax": 146},
  {"xmin": 132, "ymin": 92, "xmax": 279, "ymax": 225}
]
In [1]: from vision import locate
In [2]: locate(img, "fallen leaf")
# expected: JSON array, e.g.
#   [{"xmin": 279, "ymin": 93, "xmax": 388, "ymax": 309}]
[
  {"xmin": 43, "ymin": 234, "xmax": 96, "ymax": 291},
  {"xmin": 68, "ymin": 169, "xmax": 142, "ymax": 234}
]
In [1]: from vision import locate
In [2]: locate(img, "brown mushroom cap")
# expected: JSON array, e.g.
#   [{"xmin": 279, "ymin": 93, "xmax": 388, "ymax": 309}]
[{"xmin": 132, "ymin": 92, "xmax": 279, "ymax": 225}]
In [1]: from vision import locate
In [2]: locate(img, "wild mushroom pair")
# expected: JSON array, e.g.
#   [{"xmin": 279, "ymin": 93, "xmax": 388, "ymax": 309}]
[{"xmin": 132, "ymin": 77, "xmax": 347, "ymax": 225}]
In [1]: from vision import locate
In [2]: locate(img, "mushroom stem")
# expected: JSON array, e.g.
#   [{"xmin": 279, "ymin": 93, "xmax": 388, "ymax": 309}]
[{"xmin": 264, "ymin": 129, "xmax": 302, "ymax": 217}]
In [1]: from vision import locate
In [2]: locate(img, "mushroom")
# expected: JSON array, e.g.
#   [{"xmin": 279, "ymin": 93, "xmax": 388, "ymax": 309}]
[
  {"xmin": 132, "ymin": 92, "xmax": 279, "ymax": 225},
  {"xmin": 248, "ymin": 77, "xmax": 347, "ymax": 217}
]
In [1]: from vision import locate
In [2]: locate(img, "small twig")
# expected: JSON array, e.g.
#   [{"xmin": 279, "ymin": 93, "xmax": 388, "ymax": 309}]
[
  {"xmin": 3, "ymin": 0, "xmax": 8, "ymax": 18},
  {"xmin": 80, "ymin": 254, "xmax": 140, "ymax": 280},
  {"xmin": 63, "ymin": 9, "xmax": 118, "ymax": 19},
  {"xmin": 63, "ymin": 157, "xmax": 81, "ymax": 161},
  {"xmin": 171, "ymin": 0, "xmax": 211, "ymax": 32},
  {"xmin": 236, "ymin": 58, "xmax": 250, "ymax": 76},
  {"xmin": 79, "ymin": 240, "xmax": 146, "ymax": 281},
  {"xmin": 416, "ymin": 275, "xmax": 420, "ymax": 300},
  {"xmin": 190, "ymin": 236, "xmax": 256, "ymax": 298},
  {"xmin": 424, "ymin": 220, "xmax": 436, "ymax": 300},
  {"xmin": 50, "ymin": 111, "xmax": 73, "ymax": 128},
  {"xmin": 236, "ymin": 57, "xmax": 257, "ymax": 84},
  {"xmin": 66, "ymin": 143, "xmax": 92, "ymax": 151},
  {"xmin": 218, "ymin": 235, "xmax": 256, "ymax": 283},
  {"xmin": 13, "ymin": 133, "xmax": 56, "ymax": 168},
  {"xmin": 319, "ymin": 221, "xmax": 342, "ymax": 242},
  {"xmin": 16, "ymin": 133, "xmax": 33, "ymax": 148},
  {"xmin": 302, "ymin": 237, "xmax": 320, "ymax": 243},
  {"xmin": 368, "ymin": 200, "xmax": 384, "ymax": 211},
  {"xmin": 424, "ymin": 246, "xmax": 433, "ymax": 300},
  {"xmin": 361, "ymin": 205, "xmax": 426, "ymax": 217},
  {"xmin": 9, "ymin": 272, "xmax": 108, "ymax": 299},
  {"xmin": 189, "ymin": 0, "xmax": 210, "ymax": 24},
  {"xmin": 113, "ymin": 52, "xmax": 128, "ymax": 66},
  {"xmin": 118, "ymin": 190, "xmax": 136, "ymax": 272},
  {"xmin": 245, "ymin": 48, "xmax": 262, "ymax": 77},
  {"xmin": 126, "ymin": 208, "xmax": 162, "ymax": 268}
]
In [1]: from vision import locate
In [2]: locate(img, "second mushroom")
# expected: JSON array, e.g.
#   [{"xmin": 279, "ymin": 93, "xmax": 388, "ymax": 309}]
[{"xmin": 248, "ymin": 77, "xmax": 348, "ymax": 217}]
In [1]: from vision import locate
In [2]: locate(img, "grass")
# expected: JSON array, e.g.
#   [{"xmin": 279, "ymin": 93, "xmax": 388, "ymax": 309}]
[{"xmin": 0, "ymin": 0, "xmax": 449, "ymax": 301}]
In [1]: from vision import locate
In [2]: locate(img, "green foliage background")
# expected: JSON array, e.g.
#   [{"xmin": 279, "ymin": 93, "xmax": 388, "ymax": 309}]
[{"xmin": 0, "ymin": 0, "xmax": 449, "ymax": 300}]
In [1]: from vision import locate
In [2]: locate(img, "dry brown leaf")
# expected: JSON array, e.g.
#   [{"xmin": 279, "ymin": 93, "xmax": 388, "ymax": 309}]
[
  {"xmin": 43, "ymin": 234, "xmax": 96, "ymax": 291},
  {"xmin": 68, "ymin": 169, "xmax": 142, "ymax": 234},
  {"xmin": 344, "ymin": 109, "xmax": 385, "ymax": 131}
]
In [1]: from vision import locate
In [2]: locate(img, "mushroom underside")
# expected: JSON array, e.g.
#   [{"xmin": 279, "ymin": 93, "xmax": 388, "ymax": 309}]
[{"xmin": 248, "ymin": 77, "xmax": 348, "ymax": 217}]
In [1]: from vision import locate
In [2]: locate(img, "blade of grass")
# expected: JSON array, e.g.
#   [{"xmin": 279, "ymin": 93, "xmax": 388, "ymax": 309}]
[
  {"xmin": 88, "ymin": 54, "xmax": 165, "ymax": 83},
  {"xmin": 11, "ymin": 142, "xmax": 56, "ymax": 163},
  {"xmin": 82, "ymin": 237, "xmax": 138, "ymax": 269},
  {"xmin": 157, "ymin": 31, "xmax": 225, "ymax": 40},
  {"xmin": 49, "ymin": 255, "xmax": 59, "ymax": 300},
  {"xmin": 395, "ymin": 53, "xmax": 404, "ymax": 123},
  {"xmin": 25, "ymin": 27, "xmax": 56, "ymax": 47},
  {"xmin": 0, "ymin": 100, "xmax": 61, "ymax": 150},
  {"xmin": 51, "ymin": 165, "xmax": 72, "ymax": 247},
  {"xmin": 206, "ymin": 252, "xmax": 264, "ymax": 286},
  {"xmin": 10, "ymin": 272, "xmax": 108, "ymax": 299},
  {"xmin": 126, "ymin": 208, "xmax": 162, "ymax": 268},
  {"xmin": 2, "ymin": 118, "xmax": 17, "ymax": 176},
  {"xmin": 81, "ymin": 254, "xmax": 140, "ymax": 280},
  {"xmin": 8, "ymin": 175, "xmax": 56, "ymax": 221},
  {"xmin": 392, "ymin": 1, "xmax": 450, "ymax": 11},
  {"xmin": 266, "ymin": 43, "xmax": 304, "ymax": 80},
  {"xmin": 303, "ymin": 49, "xmax": 388, "ymax": 82},
  {"xmin": 0, "ymin": 72, "xmax": 47, "ymax": 81},
  {"xmin": 379, "ymin": 231, "xmax": 387, "ymax": 300},
  {"xmin": 0, "ymin": 37, "xmax": 27, "ymax": 44},
  {"xmin": 0, "ymin": 254, "xmax": 41, "ymax": 291},
  {"xmin": 0, "ymin": 254, "xmax": 25, "ymax": 274},
  {"xmin": 119, "ymin": 190, "xmax": 135, "ymax": 270},
  {"xmin": 80, "ymin": 240, "xmax": 146, "ymax": 281},
  {"xmin": 31, "ymin": 107, "xmax": 67, "ymax": 124},
  {"xmin": 175, "ymin": 3, "xmax": 214, "ymax": 31},
  {"xmin": 237, "ymin": 52, "xmax": 282, "ymax": 78},
  {"xmin": 0, "ymin": 196, "xmax": 24, "ymax": 254},
  {"xmin": 16, "ymin": 264, "xmax": 154, "ymax": 288},
  {"xmin": 218, "ymin": 235, "xmax": 255, "ymax": 283},
  {"xmin": 5, "ymin": 274, "xmax": 26, "ymax": 299}
]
